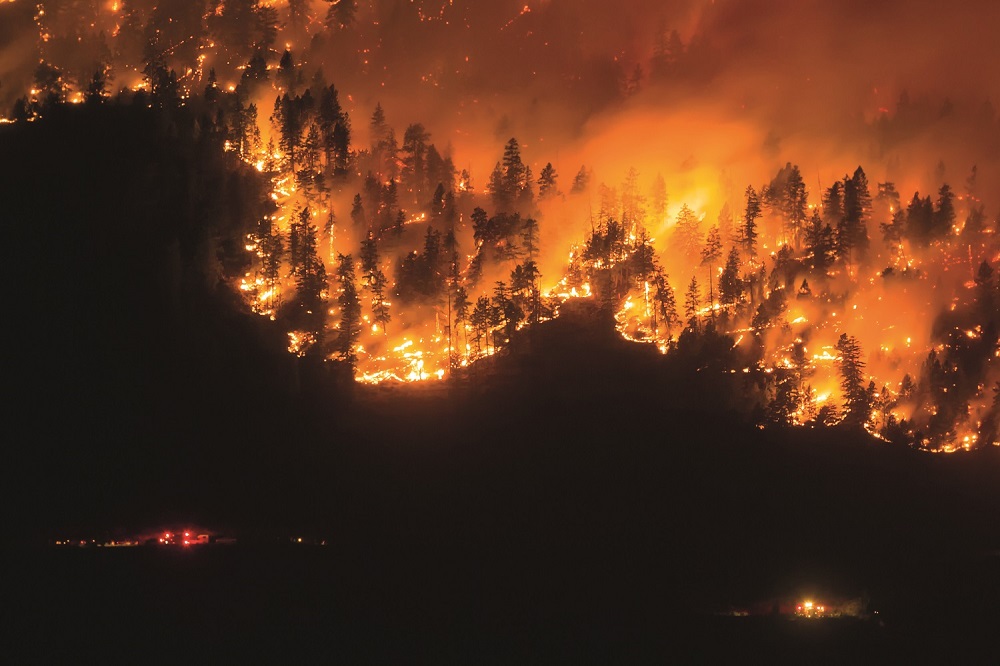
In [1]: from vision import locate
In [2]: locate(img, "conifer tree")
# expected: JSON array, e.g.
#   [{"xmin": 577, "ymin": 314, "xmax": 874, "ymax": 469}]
[
  {"xmin": 836, "ymin": 333, "xmax": 870, "ymax": 427},
  {"xmin": 741, "ymin": 185, "xmax": 761, "ymax": 258},
  {"xmin": 684, "ymin": 276, "xmax": 701, "ymax": 330},
  {"xmin": 336, "ymin": 253, "xmax": 362, "ymax": 365}
]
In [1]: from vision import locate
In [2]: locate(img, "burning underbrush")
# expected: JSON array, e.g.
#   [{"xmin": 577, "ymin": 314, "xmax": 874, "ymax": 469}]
[{"xmin": 4, "ymin": 1, "xmax": 998, "ymax": 454}]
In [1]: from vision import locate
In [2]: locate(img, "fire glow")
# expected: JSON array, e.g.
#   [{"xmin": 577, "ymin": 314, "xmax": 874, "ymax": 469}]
[{"xmin": 5, "ymin": 0, "xmax": 998, "ymax": 453}]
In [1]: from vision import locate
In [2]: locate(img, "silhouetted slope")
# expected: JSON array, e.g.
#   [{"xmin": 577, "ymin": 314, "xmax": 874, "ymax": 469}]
[{"xmin": 3, "ymin": 108, "xmax": 998, "ymax": 661}]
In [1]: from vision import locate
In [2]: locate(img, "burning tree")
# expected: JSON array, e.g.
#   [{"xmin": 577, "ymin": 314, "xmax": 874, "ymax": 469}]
[{"xmin": 836, "ymin": 334, "xmax": 871, "ymax": 428}]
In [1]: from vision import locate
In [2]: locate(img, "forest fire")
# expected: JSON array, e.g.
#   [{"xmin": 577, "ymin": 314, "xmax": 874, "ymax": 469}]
[{"xmin": 3, "ymin": 0, "xmax": 998, "ymax": 453}]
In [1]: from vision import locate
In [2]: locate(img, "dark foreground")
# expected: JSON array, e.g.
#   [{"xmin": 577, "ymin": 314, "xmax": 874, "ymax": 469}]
[
  {"xmin": 7, "ymin": 298, "xmax": 1000, "ymax": 662},
  {"xmin": 7, "ymin": 299, "xmax": 1000, "ymax": 662},
  {"xmin": 3, "ymin": 111, "xmax": 999, "ymax": 662},
  {"xmin": 6, "ymin": 541, "xmax": 998, "ymax": 663}
]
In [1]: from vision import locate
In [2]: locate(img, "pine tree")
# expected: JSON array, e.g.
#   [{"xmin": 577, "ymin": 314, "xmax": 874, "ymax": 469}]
[
  {"xmin": 360, "ymin": 232, "xmax": 380, "ymax": 286},
  {"xmin": 653, "ymin": 271, "xmax": 680, "ymax": 339},
  {"xmin": 301, "ymin": 123, "xmax": 322, "ymax": 188},
  {"xmin": 836, "ymin": 333, "xmax": 870, "ymax": 427},
  {"xmin": 487, "ymin": 162, "xmax": 507, "ymax": 210},
  {"xmin": 272, "ymin": 93, "xmax": 302, "ymax": 173},
  {"xmin": 84, "ymin": 68, "xmax": 108, "ymax": 105},
  {"xmin": 318, "ymin": 84, "xmax": 350, "ymax": 176},
  {"xmin": 684, "ymin": 276, "xmax": 701, "ymax": 330},
  {"xmin": 741, "ymin": 185, "xmax": 761, "ymax": 258},
  {"xmin": 277, "ymin": 49, "xmax": 296, "ymax": 92},
  {"xmin": 288, "ymin": 0, "xmax": 309, "ymax": 33},
  {"xmin": 785, "ymin": 164, "xmax": 808, "ymax": 249},
  {"xmin": 490, "ymin": 137, "xmax": 531, "ymax": 210},
  {"xmin": 822, "ymin": 181, "xmax": 844, "ymax": 227},
  {"xmin": 571, "ymin": 165, "xmax": 590, "ymax": 193},
  {"xmin": 700, "ymin": 225, "xmax": 723, "ymax": 316},
  {"xmin": 401, "ymin": 123, "xmax": 431, "ymax": 199},
  {"xmin": 621, "ymin": 167, "xmax": 646, "ymax": 228},
  {"xmin": 259, "ymin": 221, "xmax": 284, "ymax": 312},
  {"xmin": 716, "ymin": 202, "xmax": 735, "ymax": 246},
  {"xmin": 651, "ymin": 173, "xmax": 668, "ymax": 221},
  {"xmin": 875, "ymin": 181, "xmax": 901, "ymax": 224},
  {"xmin": 521, "ymin": 217, "xmax": 539, "ymax": 261},
  {"xmin": 805, "ymin": 210, "xmax": 836, "ymax": 273},
  {"xmin": 453, "ymin": 285, "xmax": 470, "ymax": 354},
  {"xmin": 673, "ymin": 203, "xmax": 702, "ymax": 262},
  {"xmin": 718, "ymin": 247, "xmax": 743, "ymax": 306},
  {"xmin": 370, "ymin": 102, "xmax": 390, "ymax": 151},
  {"xmin": 879, "ymin": 209, "xmax": 907, "ymax": 260},
  {"xmin": 905, "ymin": 192, "xmax": 935, "ymax": 244},
  {"xmin": 336, "ymin": 253, "xmax": 362, "ymax": 365},
  {"xmin": 471, "ymin": 296, "xmax": 492, "ymax": 353},
  {"xmin": 471, "ymin": 207, "xmax": 490, "ymax": 249},
  {"xmin": 326, "ymin": 0, "xmax": 357, "ymax": 30},
  {"xmin": 294, "ymin": 215, "xmax": 328, "ymax": 324},
  {"xmin": 838, "ymin": 166, "xmax": 872, "ymax": 264},
  {"xmin": 370, "ymin": 269, "xmax": 391, "ymax": 334},
  {"xmin": 538, "ymin": 163, "xmax": 559, "ymax": 198},
  {"xmin": 974, "ymin": 260, "xmax": 995, "ymax": 317},
  {"xmin": 288, "ymin": 206, "xmax": 309, "ymax": 278},
  {"xmin": 203, "ymin": 68, "xmax": 220, "ymax": 104},
  {"xmin": 933, "ymin": 183, "xmax": 956, "ymax": 237}
]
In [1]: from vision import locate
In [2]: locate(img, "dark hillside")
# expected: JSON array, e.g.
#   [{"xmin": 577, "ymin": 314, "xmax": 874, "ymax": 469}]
[{"xmin": 3, "ymin": 109, "xmax": 998, "ymax": 661}]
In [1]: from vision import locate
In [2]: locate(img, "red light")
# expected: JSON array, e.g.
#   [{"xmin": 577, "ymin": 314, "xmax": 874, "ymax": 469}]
[{"xmin": 184, "ymin": 531, "xmax": 190, "ymax": 537}]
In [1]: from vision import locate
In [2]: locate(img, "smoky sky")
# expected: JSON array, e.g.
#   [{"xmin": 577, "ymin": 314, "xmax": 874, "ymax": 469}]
[{"xmin": 5, "ymin": 1, "xmax": 999, "ymax": 132}]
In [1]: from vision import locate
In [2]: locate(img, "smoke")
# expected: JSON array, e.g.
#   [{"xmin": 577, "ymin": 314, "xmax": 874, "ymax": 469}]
[{"xmin": 5, "ymin": 1, "xmax": 998, "ymax": 442}]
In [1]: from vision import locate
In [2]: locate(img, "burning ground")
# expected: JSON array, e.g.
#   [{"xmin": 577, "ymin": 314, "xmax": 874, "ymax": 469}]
[{"xmin": 7, "ymin": 0, "xmax": 998, "ymax": 450}]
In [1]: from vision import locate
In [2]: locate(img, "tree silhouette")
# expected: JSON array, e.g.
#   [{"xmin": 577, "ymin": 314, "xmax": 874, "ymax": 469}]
[
  {"xmin": 360, "ymin": 232, "xmax": 391, "ymax": 333},
  {"xmin": 932, "ymin": 183, "xmax": 956, "ymax": 237},
  {"xmin": 318, "ymin": 84, "xmax": 351, "ymax": 176},
  {"xmin": 653, "ymin": 271, "xmax": 680, "ymax": 340},
  {"xmin": 571, "ymin": 165, "xmax": 590, "ymax": 193},
  {"xmin": 620, "ymin": 167, "xmax": 646, "ymax": 228},
  {"xmin": 350, "ymin": 194, "xmax": 366, "ymax": 227},
  {"xmin": 805, "ymin": 210, "xmax": 836, "ymax": 274},
  {"xmin": 836, "ymin": 333, "xmax": 870, "ymax": 427},
  {"xmin": 700, "ymin": 225, "xmax": 723, "ymax": 318},
  {"xmin": 905, "ymin": 192, "xmax": 934, "ymax": 245},
  {"xmin": 538, "ymin": 163, "xmax": 559, "ymax": 198},
  {"xmin": 741, "ymin": 185, "xmax": 761, "ymax": 258},
  {"xmin": 336, "ymin": 253, "xmax": 362, "ymax": 365},
  {"xmin": 471, "ymin": 296, "xmax": 491, "ymax": 354},
  {"xmin": 259, "ymin": 220, "xmax": 285, "ymax": 313},
  {"xmin": 651, "ymin": 173, "xmax": 668, "ymax": 221},
  {"xmin": 673, "ymin": 204, "xmax": 702, "ymax": 262},
  {"xmin": 401, "ymin": 123, "xmax": 431, "ymax": 200},
  {"xmin": 718, "ymin": 247, "xmax": 743, "ymax": 307},
  {"xmin": 763, "ymin": 163, "xmax": 807, "ymax": 248},
  {"xmin": 326, "ymin": 0, "xmax": 358, "ymax": 30},
  {"xmin": 837, "ymin": 166, "xmax": 872, "ymax": 267},
  {"xmin": 879, "ymin": 208, "xmax": 907, "ymax": 261},
  {"xmin": 292, "ymin": 213, "xmax": 328, "ymax": 338},
  {"xmin": 453, "ymin": 285, "xmax": 470, "ymax": 357},
  {"xmin": 684, "ymin": 276, "xmax": 701, "ymax": 331}
]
